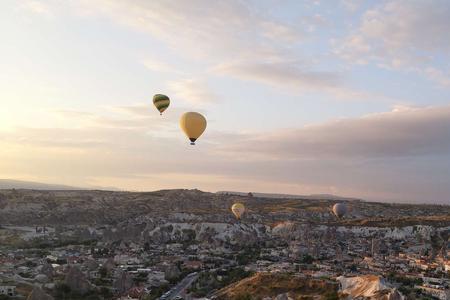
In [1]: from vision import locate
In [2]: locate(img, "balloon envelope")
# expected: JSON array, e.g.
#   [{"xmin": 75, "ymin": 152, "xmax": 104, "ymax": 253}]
[
  {"xmin": 180, "ymin": 112, "xmax": 207, "ymax": 145},
  {"xmin": 153, "ymin": 94, "xmax": 170, "ymax": 115},
  {"xmin": 231, "ymin": 203, "xmax": 245, "ymax": 220},
  {"xmin": 332, "ymin": 203, "xmax": 347, "ymax": 219}
]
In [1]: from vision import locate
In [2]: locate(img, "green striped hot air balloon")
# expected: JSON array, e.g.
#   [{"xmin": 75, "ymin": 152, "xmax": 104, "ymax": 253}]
[{"xmin": 153, "ymin": 94, "xmax": 170, "ymax": 115}]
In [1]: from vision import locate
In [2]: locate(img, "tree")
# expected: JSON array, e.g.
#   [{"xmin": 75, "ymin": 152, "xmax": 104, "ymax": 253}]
[
  {"xmin": 99, "ymin": 266, "xmax": 108, "ymax": 278},
  {"xmin": 54, "ymin": 283, "xmax": 71, "ymax": 300},
  {"xmin": 144, "ymin": 242, "xmax": 150, "ymax": 252},
  {"xmin": 324, "ymin": 290, "xmax": 339, "ymax": 300},
  {"xmin": 301, "ymin": 254, "xmax": 314, "ymax": 264},
  {"xmin": 234, "ymin": 293, "xmax": 252, "ymax": 300}
]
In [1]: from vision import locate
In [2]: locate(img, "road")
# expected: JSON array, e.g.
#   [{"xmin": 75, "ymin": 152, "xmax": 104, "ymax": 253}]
[{"xmin": 160, "ymin": 272, "xmax": 199, "ymax": 300}]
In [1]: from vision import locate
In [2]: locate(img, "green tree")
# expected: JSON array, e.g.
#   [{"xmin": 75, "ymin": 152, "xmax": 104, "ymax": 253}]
[
  {"xmin": 324, "ymin": 290, "xmax": 339, "ymax": 300},
  {"xmin": 54, "ymin": 283, "xmax": 71, "ymax": 300},
  {"xmin": 99, "ymin": 266, "xmax": 108, "ymax": 278},
  {"xmin": 301, "ymin": 254, "xmax": 314, "ymax": 264},
  {"xmin": 234, "ymin": 293, "xmax": 253, "ymax": 300}
]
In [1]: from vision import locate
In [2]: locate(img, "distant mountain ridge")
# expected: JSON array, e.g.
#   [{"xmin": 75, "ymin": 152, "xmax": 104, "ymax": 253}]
[
  {"xmin": 0, "ymin": 179, "xmax": 81, "ymax": 190},
  {"xmin": 0, "ymin": 179, "xmax": 118, "ymax": 191},
  {"xmin": 0, "ymin": 179, "xmax": 357, "ymax": 200},
  {"xmin": 217, "ymin": 190, "xmax": 361, "ymax": 201},
  {"xmin": 0, "ymin": 179, "xmax": 121, "ymax": 192}
]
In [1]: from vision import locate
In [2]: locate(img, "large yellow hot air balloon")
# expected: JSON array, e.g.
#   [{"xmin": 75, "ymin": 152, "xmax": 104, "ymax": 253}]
[
  {"xmin": 153, "ymin": 94, "xmax": 170, "ymax": 115},
  {"xmin": 179, "ymin": 112, "xmax": 207, "ymax": 145},
  {"xmin": 231, "ymin": 203, "xmax": 245, "ymax": 220}
]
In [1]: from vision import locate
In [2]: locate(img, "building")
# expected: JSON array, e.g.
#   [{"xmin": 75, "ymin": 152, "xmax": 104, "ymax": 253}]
[
  {"xmin": 0, "ymin": 285, "xmax": 16, "ymax": 297},
  {"xmin": 416, "ymin": 286, "xmax": 450, "ymax": 300}
]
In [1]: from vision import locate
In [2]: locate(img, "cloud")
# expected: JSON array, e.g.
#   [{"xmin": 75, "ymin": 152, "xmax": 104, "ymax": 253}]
[
  {"xmin": 425, "ymin": 67, "xmax": 450, "ymax": 87},
  {"xmin": 110, "ymin": 104, "xmax": 153, "ymax": 117},
  {"xmin": 213, "ymin": 60, "xmax": 389, "ymax": 102},
  {"xmin": 215, "ymin": 61, "xmax": 339, "ymax": 91},
  {"xmin": 31, "ymin": 105, "xmax": 182, "ymax": 138},
  {"xmin": 336, "ymin": 0, "xmax": 450, "ymax": 85},
  {"xmin": 340, "ymin": 0, "xmax": 361, "ymax": 12},
  {"xmin": 1, "ymin": 105, "xmax": 450, "ymax": 203},
  {"xmin": 69, "ymin": 1, "xmax": 385, "ymax": 100},
  {"xmin": 19, "ymin": 1, "xmax": 54, "ymax": 17},
  {"xmin": 50, "ymin": 107, "xmax": 158, "ymax": 130},
  {"xmin": 76, "ymin": 0, "xmax": 301, "ymax": 62},
  {"xmin": 209, "ymin": 104, "xmax": 450, "ymax": 203},
  {"xmin": 168, "ymin": 79, "xmax": 218, "ymax": 105},
  {"xmin": 51, "ymin": 110, "xmax": 96, "ymax": 119},
  {"xmin": 259, "ymin": 21, "xmax": 303, "ymax": 42},
  {"xmin": 141, "ymin": 57, "xmax": 180, "ymax": 74},
  {"xmin": 220, "ymin": 105, "xmax": 450, "ymax": 159}
]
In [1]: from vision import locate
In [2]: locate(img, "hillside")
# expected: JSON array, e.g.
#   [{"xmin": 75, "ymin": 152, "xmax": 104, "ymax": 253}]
[
  {"xmin": 218, "ymin": 191, "xmax": 361, "ymax": 201},
  {"xmin": 213, "ymin": 273, "xmax": 339, "ymax": 300},
  {"xmin": 0, "ymin": 189, "xmax": 448, "ymax": 227},
  {"xmin": 337, "ymin": 275, "xmax": 404, "ymax": 300}
]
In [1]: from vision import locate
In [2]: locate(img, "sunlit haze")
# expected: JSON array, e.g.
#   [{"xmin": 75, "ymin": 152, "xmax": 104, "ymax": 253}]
[{"xmin": 1, "ymin": 0, "xmax": 450, "ymax": 203}]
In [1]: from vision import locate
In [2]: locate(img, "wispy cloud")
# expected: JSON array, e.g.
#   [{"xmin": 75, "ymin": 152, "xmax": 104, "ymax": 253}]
[
  {"xmin": 213, "ymin": 60, "xmax": 391, "ymax": 102},
  {"xmin": 425, "ymin": 67, "xmax": 450, "ymax": 87},
  {"xmin": 336, "ymin": 0, "xmax": 450, "ymax": 85},
  {"xmin": 66, "ymin": 0, "xmax": 396, "ymax": 100},
  {"xmin": 141, "ymin": 57, "xmax": 182, "ymax": 74},
  {"xmin": 110, "ymin": 104, "xmax": 153, "ymax": 117},
  {"xmin": 19, "ymin": 0, "xmax": 54, "ymax": 18},
  {"xmin": 75, "ymin": 0, "xmax": 301, "ymax": 62},
  {"xmin": 168, "ymin": 79, "xmax": 218, "ymax": 105},
  {"xmin": 259, "ymin": 21, "xmax": 303, "ymax": 42},
  {"xmin": 340, "ymin": 0, "xmax": 361, "ymax": 12},
  {"xmin": 214, "ymin": 61, "xmax": 340, "ymax": 91}
]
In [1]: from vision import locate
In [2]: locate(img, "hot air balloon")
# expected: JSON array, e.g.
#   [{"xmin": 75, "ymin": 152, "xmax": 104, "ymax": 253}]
[
  {"xmin": 231, "ymin": 203, "xmax": 245, "ymax": 220},
  {"xmin": 332, "ymin": 203, "xmax": 347, "ymax": 219},
  {"xmin": 179, "ymin": 112, "xmax": 207, "ymax": 145},
  {"xmin": 153, "ymin": 94, "xmax": 170, "ymax": 115}
]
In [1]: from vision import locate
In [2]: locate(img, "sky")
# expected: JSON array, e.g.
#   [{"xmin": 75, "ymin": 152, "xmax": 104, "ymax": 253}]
[{"xmin": 0, "ymin": 0, "xmax": 449, "ymax": 204}]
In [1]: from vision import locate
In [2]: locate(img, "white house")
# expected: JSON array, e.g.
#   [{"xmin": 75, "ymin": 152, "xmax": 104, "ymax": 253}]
[{"xmin": 0, "ymin": 285, "xmax": 16, "ymax": 297}]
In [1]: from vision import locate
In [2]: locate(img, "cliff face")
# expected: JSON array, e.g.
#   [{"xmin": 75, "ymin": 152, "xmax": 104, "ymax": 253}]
[
  {"xmin": 337, "ymin": 275, "xmax": 404, "ymax": 300},
  {"xmin": 142, "ymin": 222, "xmax": 269, "ymax": 246},
  {"xmin": 336, "ymin": 225, "xmax": 447, "ymax": 240}
]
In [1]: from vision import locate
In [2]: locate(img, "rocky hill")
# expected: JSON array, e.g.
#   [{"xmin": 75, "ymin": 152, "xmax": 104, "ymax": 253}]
[
  {"xmin": 0, "ymin": 189, "xmax": 448, "ymax": 227},
  {"xmin": 213, "ymin": 272, "xmax": 339, "ymax": 300},
  {"xmin": 337, "ymin": 275, "xmax": 404, "ymax": 300}
]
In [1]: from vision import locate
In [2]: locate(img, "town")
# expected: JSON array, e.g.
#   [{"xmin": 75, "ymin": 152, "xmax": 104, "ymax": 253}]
[{"xmin": 0, "ymin": 189, "xmax": 449, "ymax": 299}]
